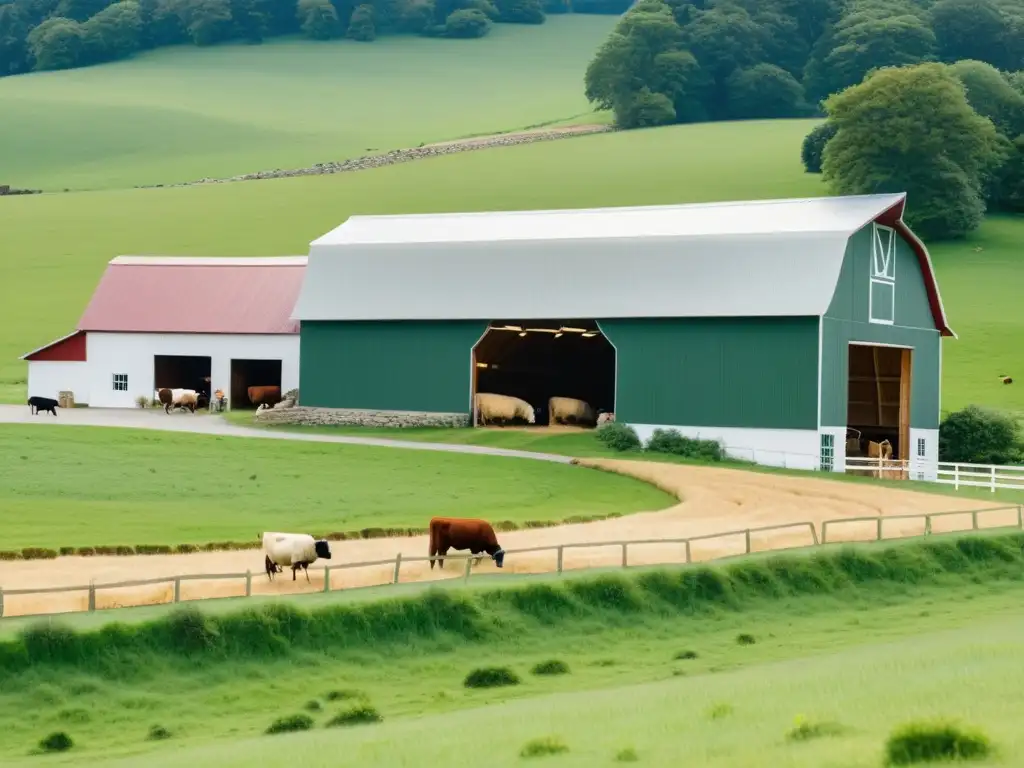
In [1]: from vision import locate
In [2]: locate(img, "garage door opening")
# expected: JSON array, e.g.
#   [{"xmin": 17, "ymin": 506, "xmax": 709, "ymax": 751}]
[
  {"xmin": 154, "ymin": 355, "xmax": 211, "ymax": 397},
  {"xmin": 231, "ymin": 359, "xmax": 282, "ymax": 409},
  {"xmin": 472, "ymin": 320, "xmax": 615, "ymax": 428},
  {"xmin": 846, "ymin": 344, "xmax": 911, "ymax": 463}
]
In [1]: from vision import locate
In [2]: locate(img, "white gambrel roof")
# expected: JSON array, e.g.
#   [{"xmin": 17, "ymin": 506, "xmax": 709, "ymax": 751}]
[{"xmin": 293, "ymin": 194, "xmax": 952, "ymax": 334}]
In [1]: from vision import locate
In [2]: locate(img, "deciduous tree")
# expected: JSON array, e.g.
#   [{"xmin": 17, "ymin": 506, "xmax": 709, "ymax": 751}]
[{"xmin": 726, "ymin": 62, "xmax": 806, "ymax": 119}]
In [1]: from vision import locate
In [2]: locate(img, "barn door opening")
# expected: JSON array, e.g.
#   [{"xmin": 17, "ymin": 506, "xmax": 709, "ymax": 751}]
[
  {"xmin": 846, "ymin": 344, "xmax": 911, "ymax": 471},
  {"xmin": 231, "ymin": 359, "xmax": 283, "ymax": 409},
  {"xmin": 470, "ymin": 319, "xmax": 616, "ymax": 428},
  {"xmin": 154, "ymin": 355, "xmax": 211, "ymax": 397}
]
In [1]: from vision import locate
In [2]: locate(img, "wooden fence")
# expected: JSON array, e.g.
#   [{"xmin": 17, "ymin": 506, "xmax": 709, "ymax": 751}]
[{"xmin": 3, "ymin": 504, "xmax": 1023, "ymax": 621}]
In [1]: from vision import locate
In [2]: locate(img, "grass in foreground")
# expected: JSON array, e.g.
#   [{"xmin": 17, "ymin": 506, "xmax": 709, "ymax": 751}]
[
  {"xmin": 0, "ymin": 424, "xmax": 672, "ymax": 549},
  {"xmin": 1, "ymin": 532, "xmax": 1023, "ymax": 764},
  {"xmin": 0, "ymin": 17, "xmax": 616, "ymax": 191}
]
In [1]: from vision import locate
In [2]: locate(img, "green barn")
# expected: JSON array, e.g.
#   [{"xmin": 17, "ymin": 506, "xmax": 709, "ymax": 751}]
[{"xmin": 290, "ymin": 194, "xmax": 954, "ymax": 475}]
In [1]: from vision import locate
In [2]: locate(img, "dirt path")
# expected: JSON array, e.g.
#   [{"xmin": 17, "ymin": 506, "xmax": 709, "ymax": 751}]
[{"xmin": 1, "ymin": 458, "xmax": 1010, "ymax": 618}]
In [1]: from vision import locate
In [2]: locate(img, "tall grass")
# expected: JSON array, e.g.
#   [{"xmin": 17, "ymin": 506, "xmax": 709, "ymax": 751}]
[{"xmin": 3, "ymin": 533, "xmax": 1023, "ymax": 678}]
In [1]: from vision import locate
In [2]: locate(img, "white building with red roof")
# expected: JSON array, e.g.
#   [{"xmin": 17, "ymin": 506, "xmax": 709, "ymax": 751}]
[{"xmin": 22, "ymin": 256, "xmax": 306, "ymax": 409}]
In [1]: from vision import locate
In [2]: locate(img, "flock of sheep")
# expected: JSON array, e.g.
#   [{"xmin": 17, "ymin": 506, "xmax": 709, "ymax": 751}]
[{"xmin": 474, "ymin": 392, "xmax": 614, "ymax": 428}]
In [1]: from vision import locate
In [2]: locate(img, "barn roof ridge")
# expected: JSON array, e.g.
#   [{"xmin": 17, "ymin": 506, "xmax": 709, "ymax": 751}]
[{"xmin": 109, "ymin": 255, "xmax": 308, "ymax": 266}]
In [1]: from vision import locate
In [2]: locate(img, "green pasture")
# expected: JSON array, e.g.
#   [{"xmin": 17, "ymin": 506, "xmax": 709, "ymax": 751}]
[
  {"xmin": 0, "ymin": 424, "xmax": 672, "ymax": 549},
  {"xmin": 2, "ymin": 533, "xmax": 1024, "ymax": 764},
  {"xmin": 0, "ymin": 17, "xmax": 616, "ymax": 192}
]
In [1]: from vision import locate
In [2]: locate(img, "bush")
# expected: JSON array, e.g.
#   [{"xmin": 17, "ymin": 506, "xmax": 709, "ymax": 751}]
[
  {"xmin": 135, "ymin": 395, "xmax": 149, "ymax": 408},
  {"xmin": 939, "ymin": 405, "xmax": 1022, "ymax": 464},
  {"xmin": 147, "ymin": 725, "xmax": 172, "ymax": 741},
  {"xmin": 786, "ymin": 717, "xmax": 846, "ymax": 742},
  {"xmin": 324, "ymin": 689, "xmax": 364, "ymax": 702},
  {"xmin": 326, "ymin": 703, "xmax": 382, "ymax": 727},
  {"xmin": 645, "ymin": 429, "xmax": 724, "ymax": 461},
  {"xmin": 74, "ymin": 547, "xmax": 95, "ymax": 557},
  {"xmin": 38, "ymin": 731, "xmax": 73, "ymax": 752},
  {"xmin": 22, "ymin": 548, "xmax": 58, "ymax": 560},
  {"xmin": 59, "ymin": 547, "xmax": 75, "ymax": 556},
  {"xmin": 736, "ymin": 633, "xmax": 756, "ymax": 645},
  {"xmin": 531, "ymin": 659, "xmax": 570, "ymax": 676},
  {"xmin": 494, "ymin": 0, "xmax": 544, "ymax": 23},
  {"xmin": 304, "ymin": 700, "xmax": 322, "ymax": 712},
  {"xmin": 444, "ymin": 8, "xmax": 490, "ymax": 38},
  {"xmin": 674, "ymin": 649, "xmax": 699, "ymax": 660},
  {"xmin": 617, "ymin": 88, "xmax": 676, "ymax": 129},
  {"xmin": 596, "ymin": 422, "xmax": 642, "ymax": 452},
  {"xmin": 360, "ymin": 528, "xmax": 386, "ymax": 539},
  {"xmin": 176, "ymin": 544, "xmax": 199, "ymax": 554},
  {"xmin": 346, "ymin": 4, "xmax": 375, "ymax": 41},
  {"xmin": 0, "ymin": 551, "xmax": 22, "ymax": 560},
  {"xmin": 884, "ymin": 720, "xmax": 991, "ymax": 765},
  {"xmin": 463, "ymin": 666, "xmax": 520, "ymax": 689},
  {"xmin": 615, "ymin": 747, "xmax": 639, "ymax": 762},
  {"xmin": 520, "ymin": 736, "xmax": 569, "ymax": 757},
  {"xmin": 265, "ymin": 714, "xmax": 314, "ymax": 735},
  {"xmin": 801, "ymin": 121, "xmax": 837, "ymax": 173}
]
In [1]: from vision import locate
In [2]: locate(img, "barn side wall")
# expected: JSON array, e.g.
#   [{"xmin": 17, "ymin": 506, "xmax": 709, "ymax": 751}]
[
  {"xmin": 600, "ymin": 316, "xmax": 820, "ymax": 467},
  {"xmin": 820, "ymin": 224, "xmax": 942, "ymax": 472},
  {"xmin": 299, "ymin": 320, "xmax": 488, "ymax": 414}
]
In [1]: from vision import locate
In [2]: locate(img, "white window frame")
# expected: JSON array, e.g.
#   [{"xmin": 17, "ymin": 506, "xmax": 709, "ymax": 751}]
[
  {"xmin": 869, "ymin": 223, "xmax": 896, "ymax": 326},
  {"xmin": 819, "ymin": 433, "xmax": 835, "ymax": 472},
  {"xmin": 112, "ymin": 373, "xmax": 128, "ymax": 392},
  {"xmin": 917, "ymin": 437, "xmax": 926, "ymax": 458}
]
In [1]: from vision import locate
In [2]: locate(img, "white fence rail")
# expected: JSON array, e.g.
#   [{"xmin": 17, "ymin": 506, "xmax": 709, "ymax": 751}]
[
  {"xmin": 3, "ymin": 506, "xmax": 1022, "ymax": 621},
  {"xmin": 845, "ymin": 457, "xmax": 1024, "ymax": 491}
]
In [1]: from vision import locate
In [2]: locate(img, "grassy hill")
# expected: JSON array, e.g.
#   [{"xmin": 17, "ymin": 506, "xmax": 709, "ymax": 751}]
[
  {"xmin": 0, "ymin": 17, "xmax": 616, "ymax": 191},
  {"xmin": 2, "ymin": 117, "xmax": 1021, "ymax": 418}
]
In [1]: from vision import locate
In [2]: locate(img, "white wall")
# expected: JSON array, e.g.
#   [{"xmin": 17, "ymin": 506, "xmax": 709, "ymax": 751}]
[
  {"xmin": 86, "ymin": 332, "xmax": 300, "ymax": 409},
  {"xmin": 820, "ymin": 426, "xmax": 848, "ymax": 472},
  {"xmin": 27, "ymin": 361, "xmax": 91, "ymax": 405},
  {"xmin": 909, "ymin": 428, "xmax": 939, "ymax": 481},
  {"xmin": 628, "ymin": 424, "xmax": 821, "ymax": 471}
]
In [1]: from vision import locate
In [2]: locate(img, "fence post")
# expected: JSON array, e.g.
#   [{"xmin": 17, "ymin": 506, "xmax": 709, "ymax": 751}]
[
  {"xmin": 88, "ymin": 581, "xmax": 96, "ymax": 612},
  {"xmin": 925, "ymin": 515, "xmax": 932, "ymax": 536},
  {"xmin": 463, "ymin": 556, "xmax": 472, "ymax": 585},
  {"xmin": 323, "ymin": 567, "xmax": 331, "ymax": 593},
  {"xmin": 173, "ymin": 577, "xmax": 180, "ymax": 603},
  {"xmin": 684, "ymin": 540, "xmax": 691, "ymax": 564},
  {"xmin": 393, "ymin": 553, "xmax": 403, "ymax": 585},
  {"xmin": 1018, "ymin": 506, "xmax": 1023, "ymax": 530},
  {"xmin": 990, "ymin": 466, "xmax": 996, "ymax": 493},
  {"xmin": 821, "ymin": 521, "xmax": 828, "ymax": 545},
  {"xmin": 621, "ymin": 543, "xmax": 628, "ymax": 568},
  {"xmin": 245, "ymin": 570, "xmax": 252, "ymax": 597},
  {"xmin": 744, "ymin": 529, "xmax": 751, "ymax": 555},
  {"xmin": 0, "ymin": 588, "xmax": 4, "ymax": 618},
  {"xmin": 556, "ymin": 546, "xmax": 563, "ymax": 574},
  {"xmin": 809, "ymin": 523, "xmax": 819, "ymax": 547},
  {"xmin": 954, "ymin": 464, "xmax": 960, "ymax": 490},
  {"xmin": 876, "ymin": 517, "xmax": 883, "ymax": 542},
  {"xmin": 972, "ymin": 510, "xmax": 979, "ymax": 530}
]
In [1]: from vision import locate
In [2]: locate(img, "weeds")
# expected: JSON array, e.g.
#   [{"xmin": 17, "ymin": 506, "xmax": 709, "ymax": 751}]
[
  {"xmin": 265, "ymin": 714, "xmax": 314, "ymax": 735},
  {"xmin": 707, "ymin": 703, "xmax": 733, "ymax": 720},
  {"xmin": 615, "ymin": 747, "xmax": 639, "ymax": 762},
  {"xmin": 147, "ymin": 725, "xmax": 172, "ymax": 741},
  {"xmin": 786, "ymin": 716, "xmax": 846, "ymax": 742},
  {"xmin": 326, "ymin": 704, "xmax": 382, "ymax": 727},
  {"xmin": 464, "ymin": 667, "xmax": 521, "ymax": 689},
  {"xmin": 674, "ymin": 650, "xmax": 699, "ymax": 660},
  {"xmin": 531, "ymin": 659, "xmax": 570, "ymax": 676},
  {"xmin": 885, "ymin": 721, "xmax": 991, "ymax": 765},
  {"xmin": 736, "ymin": 633, "xmax": 756, "ymax": 645},
  {"xmin": 520, "ymin": 736, "xmax": 569, "ymax": 758},
  {"xmin": 38, "ymin": 732, "xmax": 73, "ymax": 752}
]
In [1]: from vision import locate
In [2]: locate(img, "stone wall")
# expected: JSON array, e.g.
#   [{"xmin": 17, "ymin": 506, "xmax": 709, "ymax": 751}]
[{"xmin": 253, "ymin": 406, "xmax": 470, "ymax": 428}]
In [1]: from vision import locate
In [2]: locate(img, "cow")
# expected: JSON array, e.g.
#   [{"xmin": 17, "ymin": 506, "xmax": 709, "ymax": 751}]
[
  {"xmin": 428, "ymin": 517, "xmax": 505, "ymax": 570},
  {"xmin": 28, "ymin": 396, "xmax": 58, "ymax": 416},
  {"xmin": 248, "ymin": 385, "xmax": 282, "ymax": 408},
  {"xmin": 156, "ymin": 388, "xmax": 199, "ymax": 414}
]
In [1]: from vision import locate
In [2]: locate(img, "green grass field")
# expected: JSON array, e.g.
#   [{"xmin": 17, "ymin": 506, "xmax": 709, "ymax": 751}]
[
  {"xmin": 0, "ymin": 424, "xmax": 673, "ymax": 548},
  {"xmin": 2, "ymin": 117, "xmax": 1020, "ymax": 419},
  {"xmin": 2, "ymin": 533, "xmax": 1023, "ymax": 765},
  {"xmin": 0, "ymin": 17, "xmax": 616, "ymax": 191}
]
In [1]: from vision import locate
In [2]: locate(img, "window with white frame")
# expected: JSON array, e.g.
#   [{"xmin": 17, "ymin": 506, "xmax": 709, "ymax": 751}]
[
  {"xmin": 917, "ymin": 438, "xmax": 926, "ymax": 458},
  {"xmin": 869, "ymin": 224, "xmax": 896, "ymax": 325},
  {"xmin": 820, "ymin": 433, "xmax": 835, "ymax": 472},
  {"xmin": 112, "ymin": 373, "xmax": 128, "ymax": 392}
]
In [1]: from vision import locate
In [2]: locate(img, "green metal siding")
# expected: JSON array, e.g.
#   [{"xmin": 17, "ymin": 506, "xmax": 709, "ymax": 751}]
[
  {"xmin": 821, "ymin": 225, "xmax": 942, "ymax": 430},
  {"xmin": 600, "ymin": 317, "xmax": 820, "ymax": 430},
  {"xmin": 300, "ymin": 320, "xmax": 487, "ymax": 412}
]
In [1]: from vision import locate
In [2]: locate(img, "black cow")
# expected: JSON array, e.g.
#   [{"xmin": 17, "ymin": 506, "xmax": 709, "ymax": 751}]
[{"xmin": 28, "ymin": 396, "xmax": 58, "ymax": 416}]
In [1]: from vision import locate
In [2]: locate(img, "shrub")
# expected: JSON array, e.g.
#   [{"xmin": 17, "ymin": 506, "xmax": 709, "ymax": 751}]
[
  {"xmin": 494, "ymin": 520, "xmax": 520, "ymax": 532},
  {"xmin": 22, "ymin": 548, "xmax": 58, "ymax": 560},
  {"xmin": 74, "ymin": 547, "xmax": 95, "ymax": 557},
  {"xmin": 326, "ymin": 704, "xmax": 382, "ymax": 727},
  {"xmin": 325, "ymin": 689, "xmax": 364, "ymax": 702},
  {"xmin": 94, "ymin": 546, "xmax": 116, "ymax": 555},
  {"xmin": 939, "ymin": 405, "xmax": 1022, "ymax": 465},
  {"xmin": 135, "ymin": 395, "xmax": 149, "ymax": 408},
  {"xmin": 464, "ymin": 666, "xmax": 520, "ymax": 689},
  {"xmin": 596, "ymin": 422, "xmax": 642, "ymax": 452},
  {"xmin": 736, "ymin": 633, "xmax": 756, "ymax": 645},
  {"xmin": 136, "ymin": 545, "xmax": 173, "ymax": 555},
  {"xmin": 114, "ymin": 546, "xmax": 135, "ymax": 556},
  {"xmin": 445, "ymin": 8, "xmax": 491, "ymax": 38},
  {"xmin": 617, "ymin": 88, "xmax": 676, "ymax": 129},
  {"xmin": 801, "ymin": 121, "xmax": 837, "ymax": 173},
  {"xmin": 884, "ymin": 720, "xmax": 991, "ymax": 765},
  {"xmin": 520, "ymin": 736, "xmax": 569, "ymax": 758},
  {"xmin": 645, "ymin": 429, "xmax": 724, "ymax": 461},
  {"xmin": 707, "ymin": 702, "xmax": 733, "ymax": 720},
  {"xmin": 59, "ymin": 547, "xmax": 75, "ymax": 556},
  {"xmin": 147, "ymin": 725, "xmax": 172, "ymax": 741},
  {"xmin": 494, "ymin": 0, "xmax": 544, "ymax": 23},
  {"xmin": 531, "ymin": 659, "xmax": 569, "ymax": 676},
  {"xmin": 304, "ymin": 700, "xmax": 322, "ymax": 712},
  {"xmin": 674, "ymin": 650, "xmax": 699, "ymax": 660},
  {"xmin": 265, "ymin": 714, "xmax": 314, "ymax": 735},
  {"xmin": 0, "ymin": 551, "xmax": 22, "ymax": 561},
  {"xmin": 360, "ymin": 528, "xmax": 386, "ymax": 539},
  {"xmin": 38, "ymin": 731, "xmax": 73, "ymax": 752},
  {"xmin": 176, "ymin": 544, "xmax": 199, "ymax": 554},
  {"xmin": 615, "ymin": 747, "xmax": 639, "ymax": 762},
  {"xmin": 786, "ymin": 717, "xmax": 846, "ymax": 742},
  {"xmin": 346, "ymin": 3, "xmax": 375, "ymax": 40}
]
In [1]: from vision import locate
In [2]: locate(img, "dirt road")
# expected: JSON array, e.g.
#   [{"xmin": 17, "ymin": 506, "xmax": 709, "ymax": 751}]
[{"xmin": 0, "ymin": 458, "xmax": 1010, "ymax": 618}]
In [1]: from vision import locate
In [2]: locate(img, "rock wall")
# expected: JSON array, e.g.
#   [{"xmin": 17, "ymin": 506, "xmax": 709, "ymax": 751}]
[{"xmin": 254, "ymin": 406, "xmax": 470, "ymax": 428}]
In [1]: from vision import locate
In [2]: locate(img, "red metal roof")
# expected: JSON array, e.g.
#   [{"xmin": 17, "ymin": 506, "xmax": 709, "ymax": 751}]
[
  {"xmin": 77, "ymin": 257, "xmax": 307, "ymax": 335},
  {"xmin": 21, "ymin": 331, "xmax": 87, "ymax": 361}
]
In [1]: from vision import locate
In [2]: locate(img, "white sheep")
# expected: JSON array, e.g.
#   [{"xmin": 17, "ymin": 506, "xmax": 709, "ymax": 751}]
[
  {"xmin": 261, "ymin": 531, "xmax": 332, "ymax": 583},
  {"xmin": 549, "ymin": 396, "xmax": 597, "ymax": 427},
  {"xmin": 474, "ymin": 392, "xmax": 536, "ymax": 426},
  {"xmin": 597, "ymin": 411, "xmax": 615, "ymax": 426}
]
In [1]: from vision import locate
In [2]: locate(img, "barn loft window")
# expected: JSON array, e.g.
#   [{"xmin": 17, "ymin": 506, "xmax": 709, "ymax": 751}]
[
  {"xmin": 819, "ymin": 433, "xmax": 835, "ymax": 472},
  {"xmin": 112, "ymin": 373, "xmax": 128, "ymax": 392},
  {"xmin": 869, "ymin": 224, "xmax": 896, "ymax": 325}
]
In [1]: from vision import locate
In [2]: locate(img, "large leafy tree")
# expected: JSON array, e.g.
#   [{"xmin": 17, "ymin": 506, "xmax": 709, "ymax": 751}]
[
  {"xmin": 26, "ymin": 15, "xmax": 84, "ymax": 69},
  {"xmin": 82, "ymin": 0, "xmax": 140, "ymax": 62},
  {"xmin": 823, "ymin": 63, "xmax": 1007, "ymax": 240},
  {"xmin": 726, "ymin": 62, "xmax": 806, "ymax": 119},
  {"xmin": 0, "ymin": 2, "xmax": 32, "ymax": 74},
  {"xmin": 930, "ymin": 0, "xmax": 1012, "ymax": 69}
]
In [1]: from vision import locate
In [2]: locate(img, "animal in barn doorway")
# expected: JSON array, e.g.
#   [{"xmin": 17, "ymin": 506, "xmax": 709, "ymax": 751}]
[
  {"xmin": 474, "ymin": 392, "xmax": 536, "ymax": 427},
  {"xmin": 27, "ymin": 396, "xmax": 59, "ymax": 416}
]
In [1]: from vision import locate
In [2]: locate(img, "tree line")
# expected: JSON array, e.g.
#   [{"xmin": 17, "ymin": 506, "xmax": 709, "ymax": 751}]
[
  {"xmin": 0, "ymin": 0, "xmax": 632, "ymax": 75},
  {"xmin": 584, "ymin": 0, "xmax": 1022, "ymax": 127}
]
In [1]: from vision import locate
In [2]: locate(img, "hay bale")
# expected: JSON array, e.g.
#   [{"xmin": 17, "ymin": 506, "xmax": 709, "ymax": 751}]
[{"xmin": 58, "ymin": 391, "xmax": 75, "ymax": 409}]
